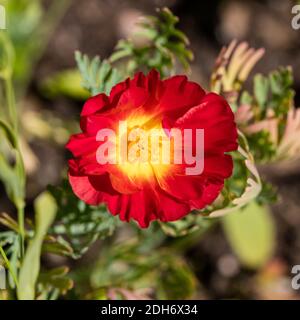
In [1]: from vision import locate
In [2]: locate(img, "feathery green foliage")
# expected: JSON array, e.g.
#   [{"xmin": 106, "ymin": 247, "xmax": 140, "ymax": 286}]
[
  {"xmin": 75, "ymin": 51, "xmax": 123, "ymax": 96},
  {"xmin": 110, "ymin": 7, "xmax": 193, "ymax": 78}
]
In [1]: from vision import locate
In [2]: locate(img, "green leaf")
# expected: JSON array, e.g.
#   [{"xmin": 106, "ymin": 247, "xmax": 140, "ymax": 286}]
[
  {"xmin": 160, "ymin": 214, "xmax": 212, "ymax": 237},
  {"xmin": 0, "ymin": 245, "xmax": 19, "ymax": 289},
  {"xmin": 38, "ymin": 266, "xmax": 74, "ymax": 299},
  {"xmin": 269, "ymin": 67, "xmax": 292, "ymax": 95},
  {"xmin": 0, "ymin": 120, "xmax": 25, "ymax": 208},
  {"xmin": 0, "ymin": 230, "xmax": 20, "ymax": 289},
  {"xmin": 240, "ymin": 91, "xmax": 253, "ymax": 105},
  {"xmin": 222, "ymin": 201, "xmax": 275, "ymax": 269},
  {"xmin": 0, "ymin": 119, "xmax": 18, "ymax": 147},
  {"xmin": 239, "ymin": 66, "xmax": 295, "ymax": 165},
  {"xmin": 110, "ymin": 7, "xmax": 193, "ymax": 77},
  {"xmin": 75, "ymin": 51, "xmax": 123, "ymax": 96},
  {"xmin": 268, "ymin": 67, "xmax": 294, "ymax": 116},
  {"xmin": 254, "ymin": 74, "xmax": 269, "ymax": 108},
  {"xmin": 240, "ymin": 66, "xmax": 294, "ymax": 122},
  {"xmin": 247, "ymin": 130, "xmax": 276, "ymax": 163},
  {"xmin": 0, "ymin": 152, "xmax": 24, "ymax": 206},
  {"xmin": 48, "ymin": 181, "xmax": 120, "ymax": 259},
  {"xmin": 18, "ymin": 192, "xmax": 57, "ymax": 300}
]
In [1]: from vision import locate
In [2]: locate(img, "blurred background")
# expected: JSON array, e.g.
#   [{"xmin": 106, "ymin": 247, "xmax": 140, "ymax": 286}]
[{"xmin": 1, "ymin": 0, "xmax": 300, "ymax": 299}]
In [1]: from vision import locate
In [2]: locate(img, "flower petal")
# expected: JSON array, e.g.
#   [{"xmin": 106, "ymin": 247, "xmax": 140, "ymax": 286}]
[{"xmin": 81, "ymin": 93, "xmax": 110, "ymax": 116}]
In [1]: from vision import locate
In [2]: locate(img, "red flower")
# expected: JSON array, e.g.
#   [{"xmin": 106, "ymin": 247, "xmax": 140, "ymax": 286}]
[{"xmin": 66, "ymin": 70, "xmax": 238, "ymax": 227}]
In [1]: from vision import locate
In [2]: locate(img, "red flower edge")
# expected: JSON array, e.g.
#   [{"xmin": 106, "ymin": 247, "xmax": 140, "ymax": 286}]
[{"xmin": 66, "ymin": 70, "xmax": 238, "ymax": 227}]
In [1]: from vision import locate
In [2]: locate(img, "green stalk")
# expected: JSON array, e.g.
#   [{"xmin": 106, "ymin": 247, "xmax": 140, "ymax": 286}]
[
  {"xmin": 4, "ymin": 76, "xmax": 26, "ymax": 257},
  {"xmin": 17, "ymin": 202, "xmax": 25, "ymax": 258},
  {"xmin": 4, "ymin": 77, "xmax": 17, "ymax": 131},
  {"xmin": 0, "ymin": 246, "xmax": 19, "ymax": 289}
]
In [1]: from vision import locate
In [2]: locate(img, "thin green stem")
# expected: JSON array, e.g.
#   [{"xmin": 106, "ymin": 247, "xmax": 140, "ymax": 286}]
[
  {"xmin": 17, "ymin": 203, "xmax": 25, "ymax": 258},
  {"xmin": 4, "ymin": 76, "xmax": 26, "ymax": 257},
  {"xmin": 0, "ymin": 246, "xmax": 19, "ymax": 289},
  {"xmin": 4, "ymin": 78, "xmax": 18, "ymax": 131}
]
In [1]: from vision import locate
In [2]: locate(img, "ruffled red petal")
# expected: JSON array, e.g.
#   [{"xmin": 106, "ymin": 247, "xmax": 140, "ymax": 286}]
[
  {"xmin": 81, "ymin": 93, "xmax": 110, "ymax": 117},
  {"xmin": 67, "ymin": 70, "xmax": 238, "ymax": 227}
]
